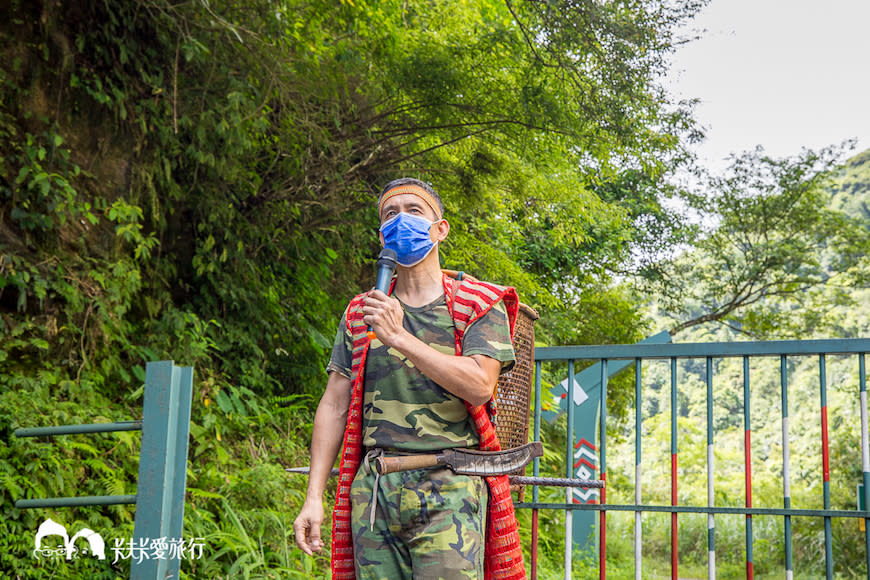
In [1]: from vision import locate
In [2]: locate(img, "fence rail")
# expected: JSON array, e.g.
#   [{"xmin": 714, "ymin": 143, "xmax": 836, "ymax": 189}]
[
  {"xmin": 14, "ymin": 360, "xmax": 193, "ymax": 580},
  {"xmin": 521, "ymin": 338, "xmax": 870, "ymax": 580}
]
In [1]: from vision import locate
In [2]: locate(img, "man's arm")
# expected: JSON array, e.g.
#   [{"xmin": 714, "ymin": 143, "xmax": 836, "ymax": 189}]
[
  {"xmin": 293, "ymin": 371, "xmax": 352, "ymax": 555},
  {"xmin": 362, "ymin": 290, "xmax": 502, "ymax": 406}
]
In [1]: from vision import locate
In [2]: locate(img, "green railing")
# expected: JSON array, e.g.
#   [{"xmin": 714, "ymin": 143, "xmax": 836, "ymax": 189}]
[
  {"xmin": 519, "ymin": 339, "xmax": 870, "ymax": 580},
  {"xmin": 14, "ymin": 360, "xmax": 193, "ymax": 580}
]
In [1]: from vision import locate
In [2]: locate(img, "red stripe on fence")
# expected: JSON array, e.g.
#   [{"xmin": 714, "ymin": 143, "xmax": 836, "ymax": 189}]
[
  {"xmin": 531, "ymin": 509, "xmax": 539, "ymax": 580},
  {"xmin": 671, "ymin": 453, "xmax": 678, "ymax": 580},
  {"xmin": 573, "ymin": 457, "xmax": 596, "ymax": 470},
  {"xmin": 600, "ymin": 471, "xmax": 607, "ymax": 580}
]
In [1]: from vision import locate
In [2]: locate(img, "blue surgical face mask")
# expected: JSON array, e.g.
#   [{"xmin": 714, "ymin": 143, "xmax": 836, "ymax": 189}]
[{"xmin": 379, "ymin": 212, "xmax": 439, "ymax": 267}]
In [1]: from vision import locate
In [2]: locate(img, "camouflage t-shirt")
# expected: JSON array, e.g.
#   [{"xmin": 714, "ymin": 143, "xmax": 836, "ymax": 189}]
[{"xmin": 327, "ymin": 294, "xmax": 515, "ymax": 452}]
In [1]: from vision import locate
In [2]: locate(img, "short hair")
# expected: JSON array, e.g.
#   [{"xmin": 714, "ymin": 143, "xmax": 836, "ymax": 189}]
[{"xmin": 377, "ymin": 178, "xmax": 444, "ymax": 219}]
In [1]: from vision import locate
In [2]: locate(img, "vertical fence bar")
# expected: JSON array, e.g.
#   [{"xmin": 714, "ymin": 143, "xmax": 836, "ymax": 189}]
[
  {"xmin": 600, "ymin": 358, "xmax": 608, "ymax": 580},
  {"xmin": 706, "ymin": 356, "xmax": 716, "ymax": 580},
  {"xmin": 565, "ymin": 359, "xmax": 575, "ymax": 580},
  {"xmin": 860, "ymin": 354, "xmax": 870, "ymax": 578},
  {"xmin": 532, "ymin": 359, "xmax": 542, "ymax": 580},
  {"xmin": 671, "ymin": 356, "xmax": 678, "ymax": 580},
  {"xmin": 780, "ymin": 355, "xmax": 793, "ymax": 580},
  {"xmin": 635, "ymin": 358, "xmax": 643, "ymax": 580},
  {"xmin": 819, "ymin": 354, "xmax": 833, "ymax": 579},
  {"xmin": 743, "ymin": 356, "xmax": 754, "ymax": 580},
  {"xmin": 132, "ymin": 360, "xmax": 193, "ymax": 580},
  {"xmin": 168, "ymin": 365, "xmax": 193, "ymax": 549}
]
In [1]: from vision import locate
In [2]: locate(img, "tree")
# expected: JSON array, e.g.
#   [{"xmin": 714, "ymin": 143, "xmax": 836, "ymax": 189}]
[
  {"xmin": 4, "ymin": 0, "xmax": 710, "ymax": 396},
  {"xmin": 645, "ymin": 144, "xmax": 870, "ymax": 338}
]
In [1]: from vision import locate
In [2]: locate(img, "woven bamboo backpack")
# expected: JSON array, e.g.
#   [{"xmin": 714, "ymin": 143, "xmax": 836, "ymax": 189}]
[
  {"xmin": 494, "ymin": 302, "xmax": 539, "ymax": 498},
  {"xmin": 444, "ymin": 270, "xmax": 540, "ymax": 497}
]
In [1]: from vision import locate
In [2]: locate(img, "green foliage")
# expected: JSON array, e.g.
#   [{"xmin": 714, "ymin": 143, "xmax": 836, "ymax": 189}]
[
  {"xmin": 648, "ymin": 144, "xmax": 870, "ymax": 338},
  {"xmin": 2, "ymin": 0, "xmax": 703, "ymax": 392},
  {"xmin": 830, "ymin": 148, "xmax": 870, "ymax": 221},
  {"xmin": 0, "ymin": 371, "xmax": 138, "ymax": 579}
]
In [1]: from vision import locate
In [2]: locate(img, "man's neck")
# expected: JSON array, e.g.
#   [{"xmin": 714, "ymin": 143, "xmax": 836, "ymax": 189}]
[{"xmin": 392, "ymin": 254, "xmax": 444, "ymax": 308}]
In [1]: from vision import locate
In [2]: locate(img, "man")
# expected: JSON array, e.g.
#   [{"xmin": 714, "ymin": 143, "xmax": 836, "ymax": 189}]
[{"xmin": 293, "ymin": 178, "xmax": 525, "ymax": 579}]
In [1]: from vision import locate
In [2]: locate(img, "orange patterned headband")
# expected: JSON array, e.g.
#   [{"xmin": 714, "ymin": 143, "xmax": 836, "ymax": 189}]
[{"xmin": 378, "ymin": 185, "xmax": 442, "ymax": 220}]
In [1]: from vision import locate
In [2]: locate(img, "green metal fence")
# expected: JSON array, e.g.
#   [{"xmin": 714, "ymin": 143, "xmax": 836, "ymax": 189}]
[
  {"xmin": 518, "ymin": 339, "xmax": 870, "ymax": 580},
  {"xmin": 14, "ymin": 360, "xmax": 193, "ymax": 580}
]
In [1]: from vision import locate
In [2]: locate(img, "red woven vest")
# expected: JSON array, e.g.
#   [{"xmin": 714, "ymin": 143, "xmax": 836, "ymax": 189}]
[{"xmin": 330, "ymin": 273, "xmax": 526, "ymax": 579}]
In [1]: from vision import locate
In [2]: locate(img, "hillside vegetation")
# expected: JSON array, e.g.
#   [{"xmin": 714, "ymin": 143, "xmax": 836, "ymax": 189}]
[{"xmin": 831, "ymin": 148, "xmax": 870, "ymax": 221}]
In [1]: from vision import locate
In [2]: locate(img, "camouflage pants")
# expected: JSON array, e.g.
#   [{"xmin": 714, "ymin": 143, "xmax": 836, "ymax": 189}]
[{"xmin": 349, "ymin": 457, "xmax": 488, "ymax": 580}]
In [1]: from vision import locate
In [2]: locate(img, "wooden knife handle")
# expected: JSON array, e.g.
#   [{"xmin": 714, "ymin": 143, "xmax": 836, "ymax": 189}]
[{"xmin": 376, "ymin": 454, "xmax": 442, "ymax": 475}]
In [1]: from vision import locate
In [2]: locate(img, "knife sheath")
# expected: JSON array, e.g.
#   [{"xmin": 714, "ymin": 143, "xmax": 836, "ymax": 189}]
[{"xmin": 375, "ymin": 441, "xmax": 542, "ymax": 476}]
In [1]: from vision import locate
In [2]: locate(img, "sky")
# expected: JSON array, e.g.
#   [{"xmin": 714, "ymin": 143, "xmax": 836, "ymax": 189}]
[{"xmin": 664, "ymin": 0, "xmax": 870, "ymax": 173}]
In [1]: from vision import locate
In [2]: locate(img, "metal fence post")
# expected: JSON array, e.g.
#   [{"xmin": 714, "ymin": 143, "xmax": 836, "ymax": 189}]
[{"xmin": 131, "ymin": 361, "xmax": 194, "ymax": 580}]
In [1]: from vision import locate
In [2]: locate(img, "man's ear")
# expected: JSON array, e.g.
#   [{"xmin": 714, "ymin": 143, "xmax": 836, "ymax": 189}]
[
  {"xmin": 378, "ymin": 230, "xmax": 385, "ymax": 246},
  {"xmin": 432, "ymin": 218, "xmax": 450, "ymax": 243}
]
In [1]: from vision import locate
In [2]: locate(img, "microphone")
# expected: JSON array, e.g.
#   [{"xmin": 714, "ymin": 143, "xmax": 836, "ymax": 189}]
[{"xmin": 367, "ymin": 248, "xmax": 398, "ymax": 340}]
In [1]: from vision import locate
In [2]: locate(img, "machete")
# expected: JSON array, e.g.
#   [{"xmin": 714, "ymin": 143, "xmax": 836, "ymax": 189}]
[{"xmin": 374, "ymin": 441, "xmax": 543, "ymax": 476}]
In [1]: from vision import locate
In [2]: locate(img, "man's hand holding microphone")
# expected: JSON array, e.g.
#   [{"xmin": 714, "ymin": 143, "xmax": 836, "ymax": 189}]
[{"xmin": 363, "ymin": 248, "xmax": 401, "ymax": 344}]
